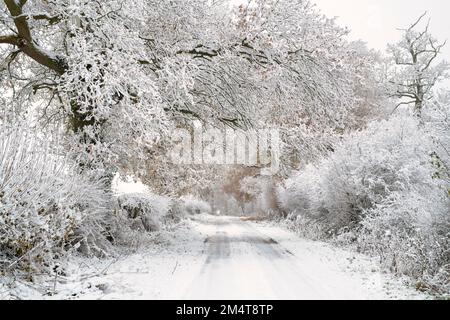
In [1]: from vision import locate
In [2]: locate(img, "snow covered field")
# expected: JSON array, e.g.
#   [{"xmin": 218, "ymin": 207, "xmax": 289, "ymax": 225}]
[{"xmin": 1, "ymin": 215, "xmax": 428, "ymax": 300}]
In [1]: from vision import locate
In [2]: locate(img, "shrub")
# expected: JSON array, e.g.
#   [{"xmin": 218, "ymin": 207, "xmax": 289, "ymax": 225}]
[
  {"xmin": 115, "ymin": 192, "xmax": 172, "ymax": 233},
  {"xmin": 358, "ymin": 189, "xmax": 450, "ymax": 293},
  {"xmin": 181, "ymin": 196, "xmax": 212, "ymax": 215},
  {"xmin": 0, "ymin": 127, "xmax": 111, "ymax": 273},
  {"xmin": 279, "ymin": 115, "xmax": 439, "ymax": 235},
  {"xmin": 278, "ymin": 113, "xmax": 450, "ymax": 293}
]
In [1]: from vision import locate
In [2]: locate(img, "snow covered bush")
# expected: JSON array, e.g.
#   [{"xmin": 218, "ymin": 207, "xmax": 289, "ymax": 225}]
[
  {"xmin": 358, "ymin": 189, "xmax": 450, "ymax": 293},
  {"xmin": 181, "ymin": 196, "xmax": 212, "ymax": 215},
  {"xmin": 425, "ymin": 90, "xmax": 450, "ymax": 182},
  {"xmin": 326, "ymin": 115, "xmax": 441, "ymax": 233},
  {"xmin": 279, "ymin": 115, "xmax": 440, "ymax": 235},
  {"xmin": 278, "ymin": 113, "xmax": 450, "ymax": 293},
  {"xmin": 277, "ymin": 164, "xmax": 321, "ymax": 217},
  {"xmin": 0, "ymin": 127, "xmax": 111, "ymax": 273},
  {"xmin": 240, "ymin": 176, "xmax": 280, "ymax": 217},
  {"xmin": 112, "ymin": 192, "xmax": 192, "ymax": 248},
  {"xmin": 356, "ymin": 99, "xmax": 450, "ymax": 293},
  {"xmin": 115, "ymin": 193, "xmax": 172, "ymax": 234},
  {"xmin": 277, "ymin": 165, "xmax": 330, "ymax": 239}
]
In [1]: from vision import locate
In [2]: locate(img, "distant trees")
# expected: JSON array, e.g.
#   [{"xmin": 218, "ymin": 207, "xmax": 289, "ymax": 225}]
[
  {"xmin": 387, "ymin": 12, "xmax": 449, "ymax": 117},
  {"xmin": 222, "ymin": 167, "xmax": 259, "ymax": 214}
]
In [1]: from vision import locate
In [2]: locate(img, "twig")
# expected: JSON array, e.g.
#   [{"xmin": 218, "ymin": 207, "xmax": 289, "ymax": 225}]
[
  {"xmin": 171, "ymin": 261, "xmax": 179, "ymax": 275},
  {"xmin": 53, "ymin": 272, "xmax": 58, "ymax": 295},
  {"xmin": 7, "ymin": 242, "xmax": 43, "ymax": 270},
  {"xmin": 100, "ymin": 255, "xmax": 122, "ymax": 276}
]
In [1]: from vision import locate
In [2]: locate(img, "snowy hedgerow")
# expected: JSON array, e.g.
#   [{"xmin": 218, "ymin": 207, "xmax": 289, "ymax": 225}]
[
  {"xmin": 358, "ymin": 189, "xmax": 450, "ymax": 293},
  {"xmin": 278, "ymin": 113, "xmax": 450, "ymax": 293},
  {"xmin": 355, "ymin": 98, "xmax": 450, "ymax": 293},
  {"xmin": 181, "ymin": 196, "xmax": 212, "ymax": 215},
  {"xmin": 321, "ymin": 115, "xmax": 439, "ymax": 234},
  {"xmin": 277, "ymin": 165, "xmax": 330, "ymax": 239},
  {"xmin": 279, "ymin": 114, "xmax": 440, "ymax": 235},
  {"xmin": 425, "ymin": 90, "xmax": 450, "ymax": 182},
  {"xmin": 115, "ymin": 193, "xmax": 172, "ymax": 233},
  {"xmin": 0, "ymin": 127, "xmax": 110, "ymax": 272},
  {"xmin": 277, "ymin": 164, "xmax": 322, "ymax": 218}
]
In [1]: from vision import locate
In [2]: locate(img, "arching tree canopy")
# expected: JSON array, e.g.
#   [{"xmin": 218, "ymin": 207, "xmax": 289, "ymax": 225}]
[{"xmin": 1, "ymin": 0, "xmax": 380, "ymax": 181}]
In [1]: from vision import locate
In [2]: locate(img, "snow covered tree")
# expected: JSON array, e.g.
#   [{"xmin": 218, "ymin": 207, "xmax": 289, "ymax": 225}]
[
  {"xmin": 387, "ymin": 13, "xmax": 449, "ymax": 117},
  {"xmin": 222, "ymin": 167, "xmax": 260, "ymax": 214},
  {"xmin": 0, "ymin": 0, "xmax": 167, "ymax": 181},
  {"xmin": 1, "ymin": 0, "xmax": 383, "ymax": 188},
  {"xmin": 139, "ymin": 0, "xmax": 384, "ymax": 187}
]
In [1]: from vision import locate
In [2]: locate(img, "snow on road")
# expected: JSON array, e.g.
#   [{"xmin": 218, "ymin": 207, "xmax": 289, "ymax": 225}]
[
  {"xmin": 8, "ymin": 215, "xmax": 427, "ymax": 300},
  {"xmin": 182, "ymin": 215, "xmax": 425, "ymax": 300}
]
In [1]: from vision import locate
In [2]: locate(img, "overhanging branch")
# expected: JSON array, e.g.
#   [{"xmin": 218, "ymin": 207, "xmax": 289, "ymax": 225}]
[
  {"xmin": 0, "ymin": 34, "xmax": 18, "ymax": 45},
  {"xmin": 2, "ymin": 0, "xmax": 67, "ymax": 75}
]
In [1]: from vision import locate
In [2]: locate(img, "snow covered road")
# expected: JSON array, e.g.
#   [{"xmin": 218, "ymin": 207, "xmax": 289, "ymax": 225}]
[
  {"xmin": 184, "ymin": 215, "xmax": 423, "ymax": 300},
  {"xmin": 18, "ymin": 214, "xmax": 426, "ymax": 300},
  {"xmin": 186, "ymin": 216, "xmax": 346, "ymax": 299}
]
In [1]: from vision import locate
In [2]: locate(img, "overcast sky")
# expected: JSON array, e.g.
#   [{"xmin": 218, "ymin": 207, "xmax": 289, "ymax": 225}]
[{"xmin": 313, "ymin": 0, "xmax": 450, "ymax": 61}]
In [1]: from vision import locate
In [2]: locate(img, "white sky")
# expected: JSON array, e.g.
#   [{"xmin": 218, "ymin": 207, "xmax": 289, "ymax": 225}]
[{"xmin": 313, "ymin": 0, "xmax": 450, "ymax": 62}]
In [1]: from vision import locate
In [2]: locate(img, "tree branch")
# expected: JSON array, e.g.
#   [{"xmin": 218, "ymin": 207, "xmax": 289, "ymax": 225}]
[
  {"xmin": 4, "ymin": 0, "xmax": 32, "ymax": 40},
  {"xmin": 0, "ymin": 34, "xmax": 18, "ymax": 45},
  {"xmin": 31, "ymin": 13, "xmax": 61, "ymax": 25},
  {"xmin": 398, "ymin": 11, "xmax": 428, "ymax": 32},
  {"xmin": 421, "ymin": 39, "xmax": 447, "ymax": 72},
  {"xmin": 391, "ymin": 101, "xmax": 416, "ymax": 115},
  {"xmin": 2, "ymin": 0, "xmax": 67, "ymax": 74}
]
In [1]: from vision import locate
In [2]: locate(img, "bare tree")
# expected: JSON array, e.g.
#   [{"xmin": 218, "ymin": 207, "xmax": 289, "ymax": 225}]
[{"xmin": 388, "ymin": 12, "xmax": 449, "ymax": 117}]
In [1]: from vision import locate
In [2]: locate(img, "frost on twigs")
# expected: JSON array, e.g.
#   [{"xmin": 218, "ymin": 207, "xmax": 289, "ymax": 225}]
[
  {"xmin": 278, "ymin": 112, "xmax": 450, "ymax": 293},
  {"xmin": 0, "ymin": 125, "xmax": 111, "ymax": 274},
  {"xmin": 115, "ymin": 193, "xmax": 171, "ymax": 233},
  {"xmin": 387, "ymin": 12, "xmax": 450, "ymax": 117}
]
